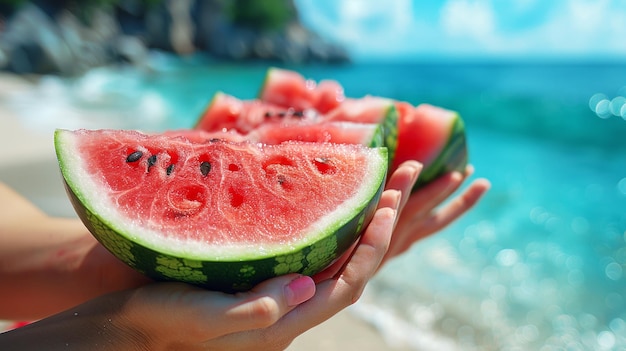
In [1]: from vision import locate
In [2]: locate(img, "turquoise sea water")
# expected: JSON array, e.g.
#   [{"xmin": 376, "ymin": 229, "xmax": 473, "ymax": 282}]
[{"xmin": 9, "ymin": 55, "xmax": 626, "ymax": 350}]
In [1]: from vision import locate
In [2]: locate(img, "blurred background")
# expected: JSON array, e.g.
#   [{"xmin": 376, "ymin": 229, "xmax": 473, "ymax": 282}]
[{"xmin": 0, "ymin": 1, "xmax": 625, "ymax": 350}]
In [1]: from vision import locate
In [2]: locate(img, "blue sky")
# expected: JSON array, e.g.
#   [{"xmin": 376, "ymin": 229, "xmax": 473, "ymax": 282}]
[{"xmin": 294, "ymin": 0, "xmax": 626, "ymax": 61}]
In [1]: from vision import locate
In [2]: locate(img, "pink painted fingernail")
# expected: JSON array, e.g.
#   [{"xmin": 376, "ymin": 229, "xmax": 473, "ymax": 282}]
[{"xmin": 284, "ymin": 275, "xmax": 316, "ymax": 306}]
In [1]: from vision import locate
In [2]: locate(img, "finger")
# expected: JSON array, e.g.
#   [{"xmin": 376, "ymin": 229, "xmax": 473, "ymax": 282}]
[
  {"xmin": 382, "ymin": 166, "xmax": 459, "ymax": 270},
  {"xmin": 420, "ymin": 178, "xmax": 491, "ymax": 234},
  {"xmin": 383, "ymin": 178, "xmax": 490, "ymax": 264},
  {"xmin": 403, "ymin": 163, "xmax": 478, "ymax": 219},
  {"xmin": 401, "ymin": 171, "xmax": 464, "ymax": 222},
  {"xmin": 221, "ymin": 274, "xmax": 316, "ymax": 331},
  {"xmin": 383, "ymin": 161, "xmax": 421, "ymax": 219}
]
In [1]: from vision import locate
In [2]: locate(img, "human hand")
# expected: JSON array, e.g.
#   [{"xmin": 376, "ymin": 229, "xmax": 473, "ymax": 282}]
[
  {"xmin": 1, "ymin": 169, "xmax": 410, "ymax": 351},
  {"xmin": 186, "ymin": 163, "xmax": 414, "ymax": 350},
  {"xmin": 1, "ymin": 162, "xmax": 488, "ymax": 350}
]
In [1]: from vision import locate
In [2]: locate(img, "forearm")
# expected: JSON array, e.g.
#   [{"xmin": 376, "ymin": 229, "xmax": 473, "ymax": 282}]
[
  {"xmin": 0, "ymin": 292, "xmax": 151, "ymax": 351},
  {"xmin": 0, "ymin": 182, "xmax": 135, "ymax": 319},
  {"xmin": 0, "ymin": 216, "xmax": 103, "ymax": 320}
]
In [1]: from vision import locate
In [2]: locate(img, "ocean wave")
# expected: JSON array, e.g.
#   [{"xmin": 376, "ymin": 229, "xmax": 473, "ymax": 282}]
[{"xmin": 5, "ymin": 66, "xmax": 171, "ymax": 133}]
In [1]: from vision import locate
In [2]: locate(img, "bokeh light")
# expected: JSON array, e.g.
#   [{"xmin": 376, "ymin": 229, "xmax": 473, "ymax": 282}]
[{"xmin": 589, "ymin": 88, "xmax": 626, "ymax": 119}]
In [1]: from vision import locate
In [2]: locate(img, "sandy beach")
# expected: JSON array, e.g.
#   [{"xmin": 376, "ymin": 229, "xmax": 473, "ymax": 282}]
[{"xmin": 0, "ymin": 73, "xmax": 412, "ymax": 350}]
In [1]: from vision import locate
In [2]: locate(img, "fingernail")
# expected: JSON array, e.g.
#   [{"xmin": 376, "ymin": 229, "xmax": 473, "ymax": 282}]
[
  {"xmin": 450, "ymin": 171, "xmax": 463, "ymax": 183},
  {"xmin": 406, "ymin": 161, "xmax": 422, "ymax": 186},
  {"xmin": 284, "ymin": 275, "xmax": 316, "ymax": 306},
  {"xmin": 390, "ymin": 189, "xmax": 402, "ymax": 211}
]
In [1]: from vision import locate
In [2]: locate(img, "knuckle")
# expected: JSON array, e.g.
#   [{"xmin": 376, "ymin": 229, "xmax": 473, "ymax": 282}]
[
  {"xmin": 349, "ymin": 286, "xmax": 365, "ymax": 305},
  {"xmin": 249, "ymin": 296, "xmax": 282, "ymax": 328},
  {"xmin": 339, "ymin": 277, "xmax": 366, "ymax": 306}
]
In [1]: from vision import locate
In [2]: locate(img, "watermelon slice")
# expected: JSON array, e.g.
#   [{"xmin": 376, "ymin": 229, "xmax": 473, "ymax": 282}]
[
  {"xmin": 393, "ymin": 102, "xmax": 468, "ymax": 189},
  {"xmin": 55, "ymin": 129, "xmax": 387, "ymax": 292},
  {"xmin": 259, "ymin": 67, "xmax": 345, "ymax": 113}
]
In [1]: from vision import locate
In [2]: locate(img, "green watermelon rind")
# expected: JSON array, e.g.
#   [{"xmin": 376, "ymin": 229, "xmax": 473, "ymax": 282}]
[
  {"xmin": 368, "ymin": 122, "xmax": 386, "ymax": 149},
  {"xmin": 413, "ymin": 115, "xmax": 468, "ymax": 190},
  {"xmin": 380, "ymin": 103, "xmax": 399, "ymax": 167},
  {"xmin": 55, "ymin": 130, "xmax": 388, "ymax": 292},
  {"xmin": 257, "ymin": 67, "xmax": 278, "ymax": 99}
]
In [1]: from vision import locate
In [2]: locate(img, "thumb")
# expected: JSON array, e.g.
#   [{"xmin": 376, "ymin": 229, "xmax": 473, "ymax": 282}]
[
  {"xmin": 225, "ymin": 274, "xmax": 316, "ymax": 331},
  {"xmin": 123, "ymin": 275, "xmax": 316, "ymax": 342}
]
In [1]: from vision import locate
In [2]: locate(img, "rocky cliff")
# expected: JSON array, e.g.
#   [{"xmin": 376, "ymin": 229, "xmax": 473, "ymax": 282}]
[{"xmin": 0, "ymin": 0, "xmax": 349, "ymax": 75}]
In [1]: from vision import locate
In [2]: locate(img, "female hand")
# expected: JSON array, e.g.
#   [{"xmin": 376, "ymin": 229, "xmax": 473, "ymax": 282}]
[
  {"xmin": 0, "ymin": 164, "xmax": 412, "ymax": 351},
  {"xmin": 157, "ymin": 162, "xmax": 419, "ymax": 351},
  {"xmin": 1, "ymin": 162, "xmax": 488, "ymax": 350}
]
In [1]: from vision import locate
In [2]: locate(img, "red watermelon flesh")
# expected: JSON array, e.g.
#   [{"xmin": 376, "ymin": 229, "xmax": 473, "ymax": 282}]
[
  {"xmin": 259, "ymin": 67, "xmax": 345, "ymax": 113},
  {"xmin": 196, "ymin": 92, "xmax": 319, "ymax": 134},
  {"xmin": 392, "ymin": 102, "xmax": 451, "ymax": 170},
  {"xmin": 163, "ymin": 128, "xmax": 247, "ymax": 144},
  {"xmin": 259, "ymin": 67, "xmax": 316, "ymax": 110},
  {"xmin": 392, "ymin": 102, "xmax": 468, "ymax": 187},
  {"xmin": 313, "ymin": 79, "xmax": 345, "ymax": 113},
  {"xmin": 57, "ymin": 129, "xmax": 386, "ymax": 250}
]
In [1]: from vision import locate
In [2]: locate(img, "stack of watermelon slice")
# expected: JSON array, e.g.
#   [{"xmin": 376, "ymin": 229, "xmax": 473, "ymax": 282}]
[
  {"xmin": 54, "ymin": 68, "xmax": 468, "ymax": 292},
  {"xmin": 195, "ymin": 67, "xmax": 467, "ymax": 190}
]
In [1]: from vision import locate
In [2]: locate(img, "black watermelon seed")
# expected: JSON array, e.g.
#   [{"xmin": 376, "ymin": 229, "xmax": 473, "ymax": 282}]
[
  {"xmin": 209, "ymin": 138, "xmax": 222, "ymax": 143},
  {"xmin": 147, "ymin": 155, "xmax": 157, "ymax": 172},
  {"xmin": 293, "ymin": 110, "xmax": 304, "ymax": 118},
  {"xmin": 166, "ymin": 164, "xmax": 174, "ymax": 175},
  {"xmin": 200, "ymin": 161, "xmax": 211, "ymax": 176},
  {"xmin": 264, "ymin": 112, "xmax": 272, "ymax": 118},
  {"xmin": 126, "ymin": 151, "xmax": 143, "ymax": 163},
  {"xmin": 277, "ymin": 112, "xmax": 286, "ymax": 117},
  {"xmin": 277, "ymin": 174, "xmax": 286, "ymax": 185}
]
